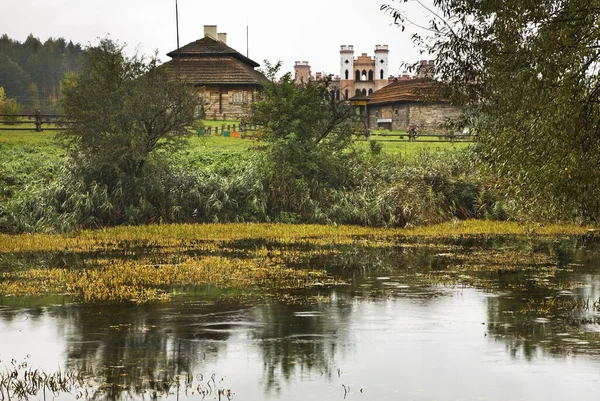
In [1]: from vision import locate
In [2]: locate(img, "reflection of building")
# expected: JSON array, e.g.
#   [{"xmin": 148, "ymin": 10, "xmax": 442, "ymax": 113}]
[
  {"xmin": 366, "ymin": 78, "xmax": 461, "ymax": 131},
  {"xmin": 165, "ymin": 25, "xmax": 267, "ymax": 120}
]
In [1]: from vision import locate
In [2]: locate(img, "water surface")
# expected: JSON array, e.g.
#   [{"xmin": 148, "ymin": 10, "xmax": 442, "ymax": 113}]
[{"xmin": 2, "ymin": 236, "xmax": 600, "ymax": 400}]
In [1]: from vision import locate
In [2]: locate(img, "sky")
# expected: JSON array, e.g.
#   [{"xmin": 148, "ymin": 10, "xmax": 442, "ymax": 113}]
[{"xmin": 0, "ymin": 0, "xmax": 435, "ymax": 77}]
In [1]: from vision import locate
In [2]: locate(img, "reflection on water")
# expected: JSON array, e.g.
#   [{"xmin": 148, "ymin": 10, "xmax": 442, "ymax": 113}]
[{"xmin": 1, "ymin": 237, "xmax": 600, "ymax": 400}]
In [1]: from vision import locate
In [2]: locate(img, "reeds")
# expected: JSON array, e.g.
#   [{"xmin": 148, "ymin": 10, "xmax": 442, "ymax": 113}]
[{"xmin": 0, "ymin": 357, "xmax": 85, "ymax": 401}]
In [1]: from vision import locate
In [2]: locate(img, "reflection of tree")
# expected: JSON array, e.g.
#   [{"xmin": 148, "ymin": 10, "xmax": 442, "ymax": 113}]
[
  {"xmin": 49, "ymin": 301, "xmax": 246, "ymax": 400},
  {"xmin": 484, "ymin": 238, "xmax": 600, "ymax": 360},
  {"xmin": 249, "ymin": 301, "xmax": 352, "ymax": 395}
]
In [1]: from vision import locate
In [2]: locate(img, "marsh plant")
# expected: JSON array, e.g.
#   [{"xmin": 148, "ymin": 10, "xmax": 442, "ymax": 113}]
[{"xmin": 0, "ymin": 356, "xmax": 86, "ymax": 401}]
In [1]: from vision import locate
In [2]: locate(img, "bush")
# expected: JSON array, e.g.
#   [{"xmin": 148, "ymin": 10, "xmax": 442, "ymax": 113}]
[{"xmin": 0, "ymin": 98, "xmax": 22, "ymax": 124}]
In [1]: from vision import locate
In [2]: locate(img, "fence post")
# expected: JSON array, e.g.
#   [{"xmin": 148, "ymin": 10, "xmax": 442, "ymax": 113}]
[{"xmin": 35, "ymin": 109, "xmax": 42, "ymax": 132}]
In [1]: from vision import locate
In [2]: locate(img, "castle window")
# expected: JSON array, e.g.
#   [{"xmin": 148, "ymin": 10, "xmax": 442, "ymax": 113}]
[
  {"xmin": 345, "ymin": 89, "xmax": 349, "ymax": 100},
  {"xmin": 362, "ymin": 70, "xmax": 367, "ymax": 81},
  {"xmin": 368, "ymin": 88, "xmax": 373, "ymax": 95},
  {"xmin": 355, "ymin": 70, "xmax": 360, "ymax": 81},
  {"xmin": 380, "ymin": 69, "xmax": 384, "ymax": 79},
  {"xmin": 368, "ymin": 70, "xmax": 374, "ymax": 81},
  {"xmin": 345, "ymin": 69, "xmax": 349, "ymax": 80},
  {"xmin": 362, "ymin": 89, "xmax": 367, "ymax": 96}
]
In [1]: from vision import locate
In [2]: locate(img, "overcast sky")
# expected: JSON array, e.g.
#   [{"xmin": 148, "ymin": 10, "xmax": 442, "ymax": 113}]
[{"xmin": 0, "ymin": 0, "xmax": 434, "ymax": 76}]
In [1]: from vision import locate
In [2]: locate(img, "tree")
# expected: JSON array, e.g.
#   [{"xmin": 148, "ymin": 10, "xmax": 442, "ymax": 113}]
[
  {"xmin": 249, "ymin": 62, "xmax": 362, "ymax": 216},
  {"xmin": 0, "ymin": 55, "xmax": 39, "ymax": 110},
  {"xmin": 383, "ymin": 0, "xmax": 600, "ymax": 221},
  {"xmin": 60, "ymin": 38, "xmax": 201, "ymax": 188}
]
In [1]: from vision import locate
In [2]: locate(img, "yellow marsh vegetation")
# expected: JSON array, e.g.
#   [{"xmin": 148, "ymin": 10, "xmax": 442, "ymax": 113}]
[{"xmin": 0, "ymin": 221, "xmax": 595, "ymax": 303}]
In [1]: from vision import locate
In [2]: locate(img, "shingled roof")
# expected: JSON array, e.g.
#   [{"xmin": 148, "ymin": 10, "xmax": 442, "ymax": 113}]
[
  {"xmin": 163, "ymin": 57, "xmax": 268, "ymax": 86},
  {"xmin": 167, "ymin": 36, "xmax": 260, "ymax": 67},
  {"xmin": 368, "ymin": 78, "xmax": 447, "ymax": 105},
  {"xmin": 164, "ymin": 35, "xmax": 267, "ymax": 87}
]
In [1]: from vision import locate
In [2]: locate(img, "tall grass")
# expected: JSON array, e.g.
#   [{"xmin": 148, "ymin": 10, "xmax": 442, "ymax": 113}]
[{"xmin": 1, "ymin": 128, "xmax": 504, "ymax": 233}]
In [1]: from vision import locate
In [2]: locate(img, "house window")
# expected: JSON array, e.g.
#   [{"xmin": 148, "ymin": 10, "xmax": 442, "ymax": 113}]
[
  {"xmin": 231, "ymin": 91, "xmax": 245, "ymax": 104},
  {"xmin": 199, "ymin": 90, "xmax": 211, "ymax": 104}
]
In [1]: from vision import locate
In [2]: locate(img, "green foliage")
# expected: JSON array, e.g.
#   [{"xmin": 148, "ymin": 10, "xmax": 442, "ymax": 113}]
[
  {"xmin": 0, "ymin": 34, "xmax": 83, "ymax": 112},
  {"xmin": 0, "ymin": 98, "xmax": 22, "ymax": 125},
  {"xmin": 384, "ymin": 0, "xmax": 600, "ymax": 222},
  {"xmin": 60, "ymin": 38, "xmax": 200, "ymax": 188},
  {"xmin": 0, "ymin": 55, "xmax": 39, "ymax": 110},
  {"xmin": 0, "ymin": 86, "xmax": 22, "ymax": 124},
  {"xmin": 249, "ymin": 62, "xmax": 363, "ymax": 217}
]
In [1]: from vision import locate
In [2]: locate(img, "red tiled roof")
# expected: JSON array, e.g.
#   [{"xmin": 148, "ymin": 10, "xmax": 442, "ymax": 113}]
[
  {"xmin": 368, "ymin": 78, "xmax": 447, "ymax": 105},
  {"xmin": 162, "ymin": 57, "xmax": 268, "ymax": 86},
  {"xmin": 167, "ymin": 36, "xmax": 260, "ymax": 68}
]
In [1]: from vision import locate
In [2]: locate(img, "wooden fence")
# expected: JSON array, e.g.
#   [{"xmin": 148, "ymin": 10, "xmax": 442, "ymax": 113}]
[
  {"xmin": 1, "ymin": 114, "xmax": 474, "ymax": 143},
  {"xmin": 0, "ymin": 111, "xmax": 69, "ymax": 131},
  {"xmin": 369, "ymin": 132, "xmax": 474, "ymax": 143}
]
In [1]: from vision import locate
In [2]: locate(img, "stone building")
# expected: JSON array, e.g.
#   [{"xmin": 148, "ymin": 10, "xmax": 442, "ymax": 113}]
[
  {"xmin": 366, "ymin": 78, "xmax": 462, "ymax": 131},
  {"xmin": 164, "ymin": 25, "xmax": 267, "ymax": 120}
]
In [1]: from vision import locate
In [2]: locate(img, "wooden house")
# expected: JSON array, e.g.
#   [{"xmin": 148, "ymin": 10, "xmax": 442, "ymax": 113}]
[{"xmin": 164, "ymin": 25, "xmax": 267, "ymax": 120}]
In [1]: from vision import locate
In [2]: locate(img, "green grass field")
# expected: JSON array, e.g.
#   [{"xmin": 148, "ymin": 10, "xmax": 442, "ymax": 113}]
[{"xmin": 0, "ymin": 120, "xmax": 470, "ymax": 160}]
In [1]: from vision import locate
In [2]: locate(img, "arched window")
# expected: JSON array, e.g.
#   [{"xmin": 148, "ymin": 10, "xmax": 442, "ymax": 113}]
[
  {"xmin": 355, "ymin": 89, "xmax": 361, "ymax": 95},
  {"xmin": 345, "ymin": 89, "xmax": 349, "ymax": 100},
  {"xmin": 355, "ymin": 70, "xmax": 360, "ymax": 81},
  {"xmin": 362, "ymin": 70, "xmax": 367, "ymax": 81},
  {"xmin": 368, "ymin": 70, "xmax": 374, "ymax": 81},
  {"xmin": 335, "ymin": 89, "xmax": 340, "ymax": 101},
  {"xmin": 380, "ymin": 69, "xmax": 384, "ymax": 79},
  {"xmin": 362, "ymin": 89, "xmax": 367, "ymax": 96},
  {"xmin": 345, "ymin": 69, "xmax": 349, "ymax": 80},
  {"xmin": 368, "ymin": 88, "xmax": 373, "ymax": 95}
]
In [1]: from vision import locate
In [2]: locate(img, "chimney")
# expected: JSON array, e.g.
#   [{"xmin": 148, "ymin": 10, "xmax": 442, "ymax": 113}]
[
  {"xmin": 204, "ymin": 25, "xmax": 217, "ymax": 39},
  {"xmin": 217, "ymin": 33, "xmax": 227, "ymax": 44}
]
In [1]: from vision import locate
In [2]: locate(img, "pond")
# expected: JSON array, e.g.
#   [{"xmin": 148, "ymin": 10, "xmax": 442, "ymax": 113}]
[{"xmin": 1, "ymin": 235, "xmax": 600, "ymax": 400}]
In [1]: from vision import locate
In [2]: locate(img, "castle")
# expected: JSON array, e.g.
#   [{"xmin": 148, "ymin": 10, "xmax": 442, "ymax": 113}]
[
  {"xmin": 294, "ymin": 46, "xmax": 435, "ymax": 100},
  {"xmin": 295, "ymin": 45, "xmax": 393, "ymax": 100}
]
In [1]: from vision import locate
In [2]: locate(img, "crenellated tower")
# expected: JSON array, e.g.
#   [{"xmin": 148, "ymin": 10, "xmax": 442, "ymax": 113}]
[
  {"xmin": 340, "ymin": 45, "xmax": 354, "ymax": 81},
  {"xmin": 374, "ymin": 44, "xmax": 389, "ymax": 90}
]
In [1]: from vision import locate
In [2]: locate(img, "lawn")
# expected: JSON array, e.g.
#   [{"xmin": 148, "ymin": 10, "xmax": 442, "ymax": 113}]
[{"xmin": 0, "ymin": 120, "xmax": 470, "ymax": 160}]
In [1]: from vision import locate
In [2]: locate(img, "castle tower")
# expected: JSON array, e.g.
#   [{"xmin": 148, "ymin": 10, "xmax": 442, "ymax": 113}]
[
  {"xmin": 339, "ymin": 45, "xmax": 355, "ymax": 99},
  {"xmin": 340, "ymin": 45, "xmax": 354, "ymax": 82},
  {"xmin": 294, "ymin": 61, "xmax": 311, "ymax": 84},
  {"xmin": 374, "ymin": 45, "xmax": 389, "ymax": 90}
]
